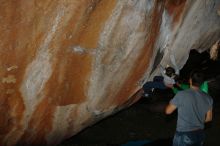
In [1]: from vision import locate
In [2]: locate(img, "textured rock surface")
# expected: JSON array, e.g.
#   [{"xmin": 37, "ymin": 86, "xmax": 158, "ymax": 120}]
[{"xmin": 0, "ymin": 0, "xmax": 219, "ymax": 145}]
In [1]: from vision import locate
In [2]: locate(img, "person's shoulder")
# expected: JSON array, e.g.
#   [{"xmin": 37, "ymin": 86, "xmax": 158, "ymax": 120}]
[
  {"xmin": 200, "ymin": 91, "xmax": 213, "ymax": 100},
  {"xmin": 178, "ymin": 88, "xmax": 192, "ymax": 94},
  {"xmin": 175, "ymin": 88, "xmax": 191, "ymax": 97}
]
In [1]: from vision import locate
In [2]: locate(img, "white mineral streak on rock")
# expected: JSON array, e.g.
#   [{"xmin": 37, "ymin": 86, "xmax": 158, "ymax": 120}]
[
  {"xmin": 72, "ymin": 46, "xmax": 86, "ymax": 54},
  {"xmin": 158, "ymin": 10, "xmax": 172, "ymax": 52},
  {"xmin": 166, "ymin": 0, "xmax": 220, "ymax": 68},
  {"xmin": 21, "ymin": 8, "xmax": 64, "ymax": 115},
  {"xmin": 21, "ymin": 9, "xmax": 64, "ymax": 118},
  {"xmin": 7, "ymin": 65, "xmax": 18, "ymax": 71},
  {"xmin": 146, "ymin": 0, "xmax": 154, "ymax": 11},
  {"xmin": 47, "ymin": 103, "xmax": 97, "ymax": 145},
  {"xmin": 148, "ymin": 0, "xmax": 220, "ymax": 80},
  {"xmin": 71, "ymin": 46, "xmax": 96, "ymax": 55},
  {"xmin": 2, "ymin": 75, "xmax": 16, "ymax": 83},
  {"xmin": 145, "ymin": 9, "xmax": 173, "ymax": 80},
  {"xmin": 87, "ymin": 0, "xmax": 123, "ymax": 107},
  {"xmin": 88, "ymin": 0, "xmax": 152, "ymax": 111},
  {"xmin": 1, "ymin": 1, "xmax": 220, "ymax": 145},
  {"xmin": 46, "ymin": 104, "xmax": 77, "ymax": 145},
  {"xmin": 69, "ymin": 104, "xmax": 93, "ymax": 134},
  {"xmin": 12, "ymin": 7, "xmax": 65, "ymax": 145}
]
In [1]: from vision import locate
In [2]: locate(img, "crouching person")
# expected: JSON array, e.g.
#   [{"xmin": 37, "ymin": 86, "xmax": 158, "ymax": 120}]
[
  {"xmin": 142, "ymin": 66, "xmax": 178, "ymax": 98},
  {"xmin": 165, "ymin": 70, "xmax": 213, "ymax": 146},
  {"xmin": 142, "ymin": 51, "xmax": 179, "ymax": 98}
]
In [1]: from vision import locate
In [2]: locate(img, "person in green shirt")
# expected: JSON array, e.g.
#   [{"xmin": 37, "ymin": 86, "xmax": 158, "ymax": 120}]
[{"xmin": 172, "ymin": 80, "xmax": 209, "ymax": 94}]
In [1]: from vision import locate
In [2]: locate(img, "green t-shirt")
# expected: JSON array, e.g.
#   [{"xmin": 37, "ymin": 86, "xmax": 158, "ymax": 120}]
[
  {"xmin": 172, "ymin": 81, "xmax": 208, "ymax": 94},
  {"xmin": 200, "ymin": 81, "xmax": 208, "ymax": 94}
]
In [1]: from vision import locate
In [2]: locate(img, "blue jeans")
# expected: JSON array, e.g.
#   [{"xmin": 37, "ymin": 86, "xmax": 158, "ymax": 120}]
[
  {"xmin": 173, "ymin": 130, "xmax": 205, "ymax": 146},
  {"xmin": 143, "ymin": 76, "xmax": 166, "ymax": 93}
]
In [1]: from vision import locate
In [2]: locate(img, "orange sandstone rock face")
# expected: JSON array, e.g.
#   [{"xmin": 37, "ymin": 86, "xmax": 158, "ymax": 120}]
[{"xmin": 0, "ymin": 0, "xmax": 219, "ymax": 145}]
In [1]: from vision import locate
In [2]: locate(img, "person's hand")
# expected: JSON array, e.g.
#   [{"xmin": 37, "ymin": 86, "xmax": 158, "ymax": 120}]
[{"xmin": 166, "ymin": 84, "xmax": 174, "ymax": 88}]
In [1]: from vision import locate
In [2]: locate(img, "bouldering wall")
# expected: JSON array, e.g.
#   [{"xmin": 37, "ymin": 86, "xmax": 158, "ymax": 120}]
[{"xmin": 0, "ymin": 0, "xmax": 219, "ymax": 145}]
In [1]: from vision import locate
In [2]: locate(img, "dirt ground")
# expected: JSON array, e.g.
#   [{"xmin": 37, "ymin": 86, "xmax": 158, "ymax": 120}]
[{"xmin": 59, "ymin": 86, "xmax": 220, "ymax": 146}]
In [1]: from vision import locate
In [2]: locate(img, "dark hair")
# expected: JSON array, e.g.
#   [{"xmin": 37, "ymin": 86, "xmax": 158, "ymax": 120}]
[
  {"xmin": 173, "ymin": 74, "xmax": 180, "ymax": 82},
  {"xmin": 165, "ymin": 67, "xmax": 175, "ymax": 77},
  {"xmin": 190, "ymin": 70, "xmax": 204, "ymax": 87}
]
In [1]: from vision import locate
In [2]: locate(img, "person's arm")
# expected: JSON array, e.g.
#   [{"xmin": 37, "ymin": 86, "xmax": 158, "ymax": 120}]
[
  {"xmin": 165, "ymin": 103, "xmax": 177, "ymax": 115},
  {"xmin": 205, "ymin": 109, "xmax": 213, "ymax": 123}
]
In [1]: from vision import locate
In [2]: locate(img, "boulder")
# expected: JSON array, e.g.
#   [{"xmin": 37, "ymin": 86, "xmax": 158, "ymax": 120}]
[{"xmin": 0, "ymin": 0, "xmax": 219, "ymax": 145}]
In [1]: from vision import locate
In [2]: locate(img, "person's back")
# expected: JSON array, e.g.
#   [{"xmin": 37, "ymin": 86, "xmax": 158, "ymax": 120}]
[
  {"xmin": 165, "ymin": 70, "xmax": 213, "ymax": 146},
  {"xmin": 173, "ymin": 89, "xmax": 212, "ymax": 132}
]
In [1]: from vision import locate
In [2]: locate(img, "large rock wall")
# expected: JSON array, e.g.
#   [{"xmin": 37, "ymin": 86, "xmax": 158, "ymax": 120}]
[{"xmin": 0, "ymin": 0, "xmax": 219, "ymax": 145}]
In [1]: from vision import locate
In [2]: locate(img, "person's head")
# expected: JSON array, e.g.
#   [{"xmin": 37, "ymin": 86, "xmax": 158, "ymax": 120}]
[
  {"xmin": 165, "ymin": 66, "xmax": 175, "ymax": 77},
  {"xmin": 190, "ymin": 70, "xmax": 205, "ymax": 87}
]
